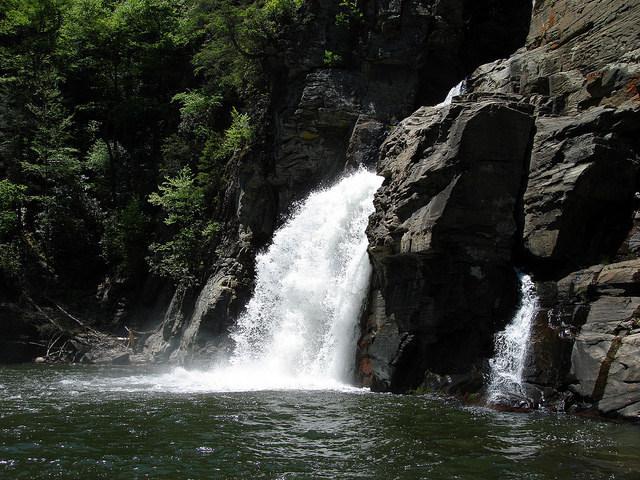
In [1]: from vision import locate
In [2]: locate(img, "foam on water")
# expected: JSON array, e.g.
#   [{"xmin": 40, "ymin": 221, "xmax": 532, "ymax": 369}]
[{"xmin": 58, "ymin": 366, "xmax": 366, "ymax": 394}]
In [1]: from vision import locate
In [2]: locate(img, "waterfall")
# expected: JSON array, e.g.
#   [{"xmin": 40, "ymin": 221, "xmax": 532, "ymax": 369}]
[
  {"xmin": 129, "ymin": 169, "xmax": 382, "ymax": 392},
  {"xmin": 487, "ymin": 274, "xmax": 538, "ymax": 405},
  {"xmin": 439, "ymin": 80, "xmax": 466, "ymax": 106},
  {"xmin": 229, "ymin": 168, "xmax": 383, "ymax": 385}
]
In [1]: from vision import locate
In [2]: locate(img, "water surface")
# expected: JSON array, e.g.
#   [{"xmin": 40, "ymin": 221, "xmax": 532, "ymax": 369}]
[{"xmin": 1, "ymin": 365, "xmax": 638, "ymax": 479}]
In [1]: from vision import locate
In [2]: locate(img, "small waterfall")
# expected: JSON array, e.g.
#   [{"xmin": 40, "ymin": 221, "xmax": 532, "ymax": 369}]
[
  {"xmin": 439, "ymin": 80, "xmax": 466, "ymax": 106},
  {"xmin": 487, "ymin": 274, "xmax": 538, "ymax": 405}
]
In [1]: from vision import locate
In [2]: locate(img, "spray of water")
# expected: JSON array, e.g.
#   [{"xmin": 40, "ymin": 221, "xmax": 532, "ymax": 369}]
[
  {"xmin": 487, "ymin": 274, "xmax": 538, "ymax": 405},
  {"xmin": 228, "ymin": 168, "xmax": 383, "ymax": 386}
]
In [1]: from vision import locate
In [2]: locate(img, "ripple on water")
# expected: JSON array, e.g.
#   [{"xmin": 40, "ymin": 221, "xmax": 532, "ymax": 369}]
[{"xmin": 0, "ymin": 365, "xmax": 639, "ymax": 480}]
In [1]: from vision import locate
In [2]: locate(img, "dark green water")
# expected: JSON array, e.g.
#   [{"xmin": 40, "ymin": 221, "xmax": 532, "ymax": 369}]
[{"xmin": 1, "ymin": 365, "xmax": 638, "ymax": 479}]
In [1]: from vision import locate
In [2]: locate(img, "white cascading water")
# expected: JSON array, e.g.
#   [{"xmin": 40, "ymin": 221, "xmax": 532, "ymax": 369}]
[
  {"xmin": 487, "ymin": 274, "xmax": 538, "ymax": 404},
  {"xmin": 228, "ymin": 168, "xmax": 383, "ymax": 386},
  {"xmin": 439, "ymin": 80, "xmax": 466, "ymax": 106},
  {"xmin": 75, "ymin": 169, "xmax": 382, "ymax": 393}
]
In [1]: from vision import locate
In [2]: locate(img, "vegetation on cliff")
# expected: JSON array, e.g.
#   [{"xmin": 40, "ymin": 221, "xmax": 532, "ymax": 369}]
[
  {"xmin": 0, "ymin": 0, "xmax": 301, "ymax": 333},
  {"xmin": 0, "ymin": 0, "xmax": 313, "ymax": 366}
]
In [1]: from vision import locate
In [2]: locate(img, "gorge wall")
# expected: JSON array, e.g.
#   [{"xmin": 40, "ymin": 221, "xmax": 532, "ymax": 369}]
[
  {"xmin": 141, "ymin": 0, "xmax": 640, "ymax": 421},
  {"xmin": 356, "ymin": 0, "xmax": 640, "ymax": 421},
  {"xmin": 144, "ymin": 0, "xmax": 533, "ymax": 362}
]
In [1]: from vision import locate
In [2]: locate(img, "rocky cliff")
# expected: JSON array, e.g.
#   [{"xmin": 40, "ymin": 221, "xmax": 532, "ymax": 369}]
[
  {"xmin": 141, "ymin": 0, "xmax": 640, "ymax": 422},
  {"xmin": 357, "ymin": 0, "xmax": 640, "ymax": 421},
  {"xmin": 358, "ymin": 96, "xmax": 534, "ymax": 392},
  {"xmin": 144, "ymin": 0, "xmax": 533, "ymax": 363}
]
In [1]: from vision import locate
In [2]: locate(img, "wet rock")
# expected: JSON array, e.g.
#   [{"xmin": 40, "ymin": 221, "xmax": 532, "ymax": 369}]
[
  {"xmin": 111, "ymin": 353, "xmax": 130, "ymax": 366},
  {"xmin": 522, "ymin": 309, "xmax": 574, "ymax": 391},
  {"xmin": 144, "ymin": 283, "xmax": 197, "ymax": 362},
  {"xmin": 170, "ymin": 268, "xmax": 245, "ymax": 364},
  {"xmin": 359, "ymin": 96, "xmax": 535, "ymax": 392},
  {"xmin": 345, "ymin": 116, "xmax": 387, "ymax": 169},
  {"xmin": 526, "ymin": 259, "xmax": 640, "ymax": 420},
  {"xmin": 421, "ymin": 369, "xmax": 485, "ymax": 397}
]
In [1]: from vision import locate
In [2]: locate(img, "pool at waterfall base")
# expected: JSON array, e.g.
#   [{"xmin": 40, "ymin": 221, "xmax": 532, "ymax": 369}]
[{"xmin": 1, "ymin": 364, "xmax": 639, "ymax": 479}]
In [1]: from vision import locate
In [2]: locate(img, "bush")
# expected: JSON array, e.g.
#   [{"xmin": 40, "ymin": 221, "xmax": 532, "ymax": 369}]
[
  {"xmin": 323, "ymin": 49, "xmax": 343, "ymax": 67},
  {"xmin": 335, "ymin": 0, "xmax": 363, "ymax": 27},
  {"xmin": 212, "ymin": 107, "xmax": 254, "ymax": 160}
]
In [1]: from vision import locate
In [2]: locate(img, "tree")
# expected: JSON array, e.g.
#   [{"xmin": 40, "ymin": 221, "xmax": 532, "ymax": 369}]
[
  {"xmin": 0, "ymin": 179, "xmax": 26, "ymax": 280},
  {"xmin": 147, "ymin": 167, "xmax": 218, "ymax": 286}
]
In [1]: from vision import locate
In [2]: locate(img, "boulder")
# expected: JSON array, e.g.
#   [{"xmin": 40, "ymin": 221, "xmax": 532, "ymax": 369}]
[{"xmin": 522, "ymin": 260, "xmax": 640, "ymax": 420}]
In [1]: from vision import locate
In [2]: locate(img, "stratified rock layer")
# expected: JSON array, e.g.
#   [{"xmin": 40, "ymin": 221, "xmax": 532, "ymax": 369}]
[{"xmin": 527, "ymin": 260, "xmax": 640, "ymax": 420}]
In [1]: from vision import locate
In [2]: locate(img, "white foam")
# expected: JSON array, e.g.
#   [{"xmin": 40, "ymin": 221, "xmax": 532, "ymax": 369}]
[
  {"xmin": 439, "ymin": 80, "xmax": 466, "ymax": 106},
  {"xmin": 228, "ymin": 168, "xmax": 382, "ymax": 387}
]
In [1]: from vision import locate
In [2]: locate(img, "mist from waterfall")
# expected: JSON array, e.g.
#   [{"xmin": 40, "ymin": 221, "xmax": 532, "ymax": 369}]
[{"xmin": 487, "ymin": 274, "xmax": 538, "ymax": 405}]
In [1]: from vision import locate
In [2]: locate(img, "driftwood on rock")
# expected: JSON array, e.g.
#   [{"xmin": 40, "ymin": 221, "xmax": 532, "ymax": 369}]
[{"xmin": 24, "ymin": 295, "xmax": 131, "ymax": 364}]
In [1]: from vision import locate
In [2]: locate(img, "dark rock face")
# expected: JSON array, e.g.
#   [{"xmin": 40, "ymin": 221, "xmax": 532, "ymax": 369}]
[
  {"xmin": 358, "ymin": 0, "xmax": 640, "ymax": 423},
  {"xmin": 358, "ymin": 97, "xmax": 534, "ymax": 392},
  {"xmin": 522, "ymin": 107, "xmax": 639, "ymax": 271},
  {"xmin": 470, "ymin": 0, "xmax": 640, "ymax": 115},
  {"xmin": 523, "ymin": 261, "xmax": 640, "ymax": 420},
  {"xmin": 150, "ymin": 0, "xmax": 533, "ymax": 363},
  {"xmin": 464, "ymin": 0, "xmax": 640, "ymax": 419}
]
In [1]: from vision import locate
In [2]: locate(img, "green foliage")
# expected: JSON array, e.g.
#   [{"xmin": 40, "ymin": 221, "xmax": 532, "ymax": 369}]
[
  {"xmin": 147, "ymin": 167, "xmax": 218, "ymax": 285},
  {"xmin": 101, "ymin": 198, "xmax": 149, "ymax": 277},
  {"xmin": 0, "ymin": 242, "xmax": 22, "ymax": 279},
  {"xmin": 213, "ymin": 107, "xmax": 254, "ymax": 160},
  {"xmin": 0, "ymin": 0, "xmax": 287, "ymax": 293},
  {"xmin": 0, "ymin": 180, "xmax": 26, "ymax": 238},
  {"xmin": 21, "ymin": 85, "xmax": 81, "ymax": 185},
  {"xmin": 172, "ymin": 90, "xmax": 221, "ymax": 138},
  {"xmin": 148, "ymin": 167, "xmax": 204, "ymax": 226},
  {"xmin": 189, "ymin": 0, "xmax": 303, "ymax": 95},
  {"xmin": 323, "ymin": 49, "xmax": 343, "ymax": 67},
  {"xmin": 335, "ymin": 0, "xmax": 363, "ymax": 27},
  {"xmin": 0, "ymin": 180, "xmax": 26, "ymax": 279},
  {"xmin": 85, "ymin": 139, "xmax": 110, "ymax": 173}
]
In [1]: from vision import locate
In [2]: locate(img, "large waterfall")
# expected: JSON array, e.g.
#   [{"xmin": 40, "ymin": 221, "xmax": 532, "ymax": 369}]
[
  {"xmin": 487, "ymin": 274, "xmax": 538, "ymax": 405},
  {"xmin": 228, "ymin": 169, "xmax": 383, "ymax": 386},
  {"xmin": 121, "ymin": 169, "xmax": 383, "ymax": 392},
  {"xmin": 73, "ymin": 170, "xmax": 381, "ymax": 393}
]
